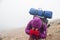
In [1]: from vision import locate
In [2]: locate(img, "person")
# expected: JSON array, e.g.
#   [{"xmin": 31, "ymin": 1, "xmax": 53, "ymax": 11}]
[{"xmin": 25, "ymin": 16, "xmax": 47, "ymax": 40}]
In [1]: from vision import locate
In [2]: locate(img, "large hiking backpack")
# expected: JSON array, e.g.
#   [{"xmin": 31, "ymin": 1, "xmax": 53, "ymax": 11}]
[{"xmin": 29, "ymin": 8, "xmax": 52, "ymax": 28}]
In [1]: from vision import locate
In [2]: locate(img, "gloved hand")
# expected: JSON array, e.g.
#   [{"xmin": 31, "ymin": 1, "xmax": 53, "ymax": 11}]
[
  {"xmin": 34, "ymin": 30, "xmax": 40, "ymax": 37},
  {"xmin": 34, "ymin": 28, "xmax": 40, "ymax": 37},
  {"xmin": 29, "ymin": 29, "xmax": 34, "ymax": 36}
]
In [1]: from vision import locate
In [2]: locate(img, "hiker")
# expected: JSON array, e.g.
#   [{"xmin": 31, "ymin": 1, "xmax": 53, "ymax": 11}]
[
  {"xmin": 25, "ymin": 8, "xmax": 52, "ymax": 40},
  {"xmin": 25, "ymin": 16, "xmax": 47, "ymax": 40}
]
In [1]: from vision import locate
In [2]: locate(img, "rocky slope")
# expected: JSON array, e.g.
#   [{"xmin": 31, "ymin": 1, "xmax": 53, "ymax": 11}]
[{"xmin": 0, "ymin": 19, "xmax": 60, "ymax": 40}]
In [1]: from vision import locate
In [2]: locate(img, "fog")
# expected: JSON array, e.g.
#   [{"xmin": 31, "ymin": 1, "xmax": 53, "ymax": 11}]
[{"xmin": 0, "ymin": 0, "xmax": 60, "ymax": 31}]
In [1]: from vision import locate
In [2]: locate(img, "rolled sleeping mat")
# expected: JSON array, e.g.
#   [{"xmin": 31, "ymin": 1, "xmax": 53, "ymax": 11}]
[
  {"xmin": 29, "ymin": 8, "xmax": 38, "ymax": 15},
  {"xmin": 44, "ymin": 11, "xmax": 52, "ymax": 19}
]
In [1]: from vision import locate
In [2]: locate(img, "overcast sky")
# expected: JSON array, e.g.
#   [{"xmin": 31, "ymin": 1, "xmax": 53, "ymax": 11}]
[{"xmin": 0, "ymin": 0, "xmax": 60, "ymax": 31}]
